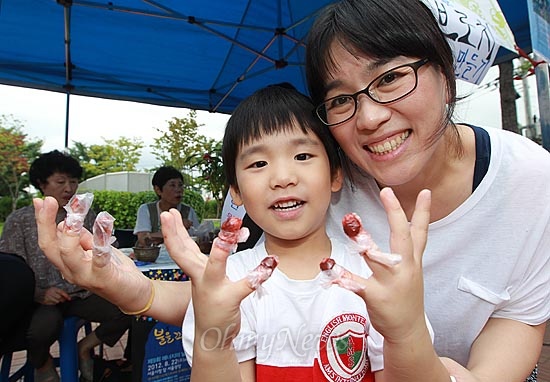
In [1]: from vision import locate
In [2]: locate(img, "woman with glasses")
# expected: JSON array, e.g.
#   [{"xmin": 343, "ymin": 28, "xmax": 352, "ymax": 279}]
[
  {"xmin": 134, "ymin": 166, "xmax": 200, "ymax": 247},
  {"xmin": 306, "ymin": 0, "xmax": 550, "ymax": 381}
]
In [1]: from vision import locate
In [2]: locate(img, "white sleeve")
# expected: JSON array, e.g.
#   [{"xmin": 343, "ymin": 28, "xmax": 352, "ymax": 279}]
[
  {"xmin": 181, "ymin": 299, "xmax": 196, "ymax": 366},
  {"xmin": 133, "ymin": 204, "xmax": 152, "ymax": 234},
  {"xmin": 188, "ymin": 207, "xmax": 201, "ymax": 228},
  {"xmin": 181, "ymin": 296, "xmax": 257, "ymax": 366},
  {"xmin": 493, "ymin": 218, "xmax": 550, "ymax": 324}
]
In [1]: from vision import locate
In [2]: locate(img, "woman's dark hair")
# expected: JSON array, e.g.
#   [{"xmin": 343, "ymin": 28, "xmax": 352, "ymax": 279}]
[
  {"xmin": 306, "ymin": 0, "xmax": 458, "ymax": 150},
  {"xmin": 29, "ymin": 150, "xmax": 82, "ymax": 193},
  {"xmin": 222, "ymin": 83, "xmax": 341, "ymax": 188},
  {"xmin": 152, "ymin": 166, "xmax": 184, "ymax": 190}
]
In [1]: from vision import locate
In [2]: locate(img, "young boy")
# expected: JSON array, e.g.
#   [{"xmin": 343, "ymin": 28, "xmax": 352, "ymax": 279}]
[
  {"xmin": 182, "ymin": 84, "xmax": 391, "ymax": 381},
  {"xmin": 33, "ymin": 86, "xmax": 438, "ymax": 382}
]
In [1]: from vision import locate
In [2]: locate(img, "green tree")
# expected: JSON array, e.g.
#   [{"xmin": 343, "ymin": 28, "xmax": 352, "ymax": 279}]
[
  {"xmin": 151, "ymin": 111, "xmax": 208, "ymax": 176},
  {"xmin": 0, "ymin": 115, "xmax": 43, "ymax": 212},
  {"xmin": 69, "ymin": 136, "xmax": 144, "ymax": 179},
  {"xmin": 151, "ymin": 111, "xmax": 225, "ymax": 216},
  {"xmin": 191, "ymin": 140, "xmax": 225, "ymax": 216}
]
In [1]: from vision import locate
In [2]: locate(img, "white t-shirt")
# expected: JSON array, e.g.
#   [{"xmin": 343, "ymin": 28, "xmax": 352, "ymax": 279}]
[
  {"xmin": 133, "ymin": 201, "xmax": 200, "ymax": 234},
  {"xmin": 326, "ymin": 127, "xmax": 550, "ymax": 366},
  {"xmin": 183, "ymin": 239, "xmax": 385, "ymax": 381}
]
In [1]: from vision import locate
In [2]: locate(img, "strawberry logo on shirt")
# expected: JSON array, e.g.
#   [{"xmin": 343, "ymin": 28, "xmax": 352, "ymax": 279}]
[{"xmin": 319, "ymin": 313, "xmax": 371, "ymax": 381}]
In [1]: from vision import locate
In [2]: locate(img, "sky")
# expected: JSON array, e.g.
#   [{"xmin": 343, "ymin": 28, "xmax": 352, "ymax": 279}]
[{"xmin": 0, "ymin": 65, "xmax": 540, "ymax": 171}]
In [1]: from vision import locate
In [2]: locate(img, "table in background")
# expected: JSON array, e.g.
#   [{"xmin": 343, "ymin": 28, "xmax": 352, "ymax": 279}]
[{"xmin": 124, "ymin": 247, "xmax": 191, "ymax": 382}]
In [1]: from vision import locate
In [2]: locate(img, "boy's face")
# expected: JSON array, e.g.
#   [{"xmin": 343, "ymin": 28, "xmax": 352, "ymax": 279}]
[{"xmin": 230, "ymin": 124, "xmax": 342, "ymax": 242}]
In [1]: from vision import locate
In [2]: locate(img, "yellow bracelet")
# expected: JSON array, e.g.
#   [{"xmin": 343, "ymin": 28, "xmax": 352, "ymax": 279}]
[{"xmin": 120, "ymin": 279, "xmax": 155, "ymax": 316}]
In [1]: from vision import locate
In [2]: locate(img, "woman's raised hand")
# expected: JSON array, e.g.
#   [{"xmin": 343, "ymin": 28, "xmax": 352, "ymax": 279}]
[
  {"xmin": 35, "ymin": 196, "xmax": 151, "ymax": 312},
  {"xmin": 327, "ymin": 188, "xmax": 431, "ymax": 342}
]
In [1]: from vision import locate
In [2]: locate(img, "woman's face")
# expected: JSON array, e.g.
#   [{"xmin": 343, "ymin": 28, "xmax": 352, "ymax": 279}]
[
  {"xmin": 39, "ymin": 172, "xmax": 79, "ymax": 207},
  {"xmin": 156, "ymin": 177, "xmax": 184, "ymax": 207},
  {"xmin": 322, "ymin": 42, "xmax": 449, "ymax": 187}
]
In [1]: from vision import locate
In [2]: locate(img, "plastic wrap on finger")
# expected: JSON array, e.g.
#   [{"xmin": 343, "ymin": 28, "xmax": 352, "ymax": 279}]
[
  {"xmin": 247, "ymin": 255, "xmax": 279, "ymax": 297},
  {"xmin": 64, "ymin": 193, "xmax": 94, "ymax": 234},
  {"xmin": 92, "ymin": 211, "xmax": 120, "ymax": 265},
  {"xmin": 319, "ymin": 257, "xmax": 365, "ymax": 293},
  {"xmin": 342, "ymin": 213, "xmax": 402, "ymax": 266},
  {"xmin": 214, "ymin": 217, "xmax": 250, "ymax": 253}
]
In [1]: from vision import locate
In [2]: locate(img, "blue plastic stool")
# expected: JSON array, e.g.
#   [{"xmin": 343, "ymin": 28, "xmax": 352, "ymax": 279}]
[
  {"xmin": 57, "ymin": 316, "xmax": 92, "ymax": 381},
  {"xmin": 0, "ymin": 351, "xmax": 34, "ymax": 382}
]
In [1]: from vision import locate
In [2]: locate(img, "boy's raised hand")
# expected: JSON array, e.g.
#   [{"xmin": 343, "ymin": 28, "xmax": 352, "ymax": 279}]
[{"xmin": 161, "ymin": 210, "xmax": 272, "ymax": 350}]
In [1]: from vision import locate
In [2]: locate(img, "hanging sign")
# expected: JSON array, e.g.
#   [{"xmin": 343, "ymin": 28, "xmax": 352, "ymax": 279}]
[{"xmin": 421, "ymin": 0, "xmax": 514, "ymax": 84}]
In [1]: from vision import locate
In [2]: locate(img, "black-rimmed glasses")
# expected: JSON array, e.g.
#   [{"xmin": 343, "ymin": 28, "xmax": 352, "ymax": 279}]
[{"xmin": 316, "ymin": 58, "xmax": 429, "ymax": 126}]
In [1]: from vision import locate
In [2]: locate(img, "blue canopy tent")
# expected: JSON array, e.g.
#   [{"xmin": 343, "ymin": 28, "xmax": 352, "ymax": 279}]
[{"xmin": 0, "ymin": 0, "xmax": 540, "ymax": 145}]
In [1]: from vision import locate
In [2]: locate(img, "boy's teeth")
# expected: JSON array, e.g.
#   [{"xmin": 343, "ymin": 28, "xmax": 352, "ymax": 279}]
[
  {"xmin": 274, "ymin": 201, "xmax": 301, "ymax": 210},
  {"xmin": 368, "ymin": 131, "xmax": 410, "ymax": 155}
]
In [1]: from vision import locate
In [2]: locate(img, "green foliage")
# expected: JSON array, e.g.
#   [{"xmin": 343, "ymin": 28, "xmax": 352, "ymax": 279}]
[
  {"xmin": 183, "ymin": 189, "xmax": 205, "ymax": 221},
  {"xmin": 0, "ymin": 115, "xmax": 43, "ymax": 212},
  {"xmin": 91, "ymin": 189, "xmax": 206, "ymax": 229},
  {"xmin": 69, "ymin": 137, "xmax": 144, "ymax": 180},
  {"xmin": 92, "ymin": 190, "xmax": 157, "ymax": 229},
  {"xmin": 203, "ymin": 199, "xmax": 219, "ymax": 219},
  {"xmin": 150, "ymin": 111, "xmax": 206, "ymax": 173},
  {"xmin": 191, "ymin": 140, "xmax": 226, "ymax": 216},
  {"xmin": 0, "ymin": 194, "xmax": 32, "ymax": 222},
  {"xmin": 150, "ymin": 111, "xmax": 225, "ymax": 213}
]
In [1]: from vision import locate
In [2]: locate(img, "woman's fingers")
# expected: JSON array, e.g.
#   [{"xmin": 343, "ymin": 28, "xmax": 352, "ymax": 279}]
[
  {"xmin": 379, "ymin": 187, "xmax": 413, "ymax": 262},
  {"xmin": 409, "ymin": 189, "xmax": 431, "ymax": 263},
  {"xmin": 35, "ymin": 197, "xmax": 63, "ymax": 268}
]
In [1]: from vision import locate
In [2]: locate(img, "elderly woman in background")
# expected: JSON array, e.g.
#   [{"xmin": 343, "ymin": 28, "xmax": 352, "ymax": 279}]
[
  {"xmin": 134, "ymin": 165, "xmax": 200, "ymax": 247},
  {"xmin": 0, "ymin": 150, "xmax": 130, "ymax": 382}
]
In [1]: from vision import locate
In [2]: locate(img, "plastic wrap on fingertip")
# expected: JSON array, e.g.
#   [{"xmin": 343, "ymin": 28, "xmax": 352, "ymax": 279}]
[
  {"xmin": 92, "ymin": 211, "xmax": 121, "ymax": 265},
  {"xmin": 319, "ymin": 257, "xmax": 366, "ymax": 292},
  {"xmin": 214, "ymin": 217, "xmax": 250, "ymax": 253},
  {"xmin": 64, "ymin": 193, "xmax": 94, "ymax": 233},
  {"xmin": 342, "ymin": 212, "xmax": 402, "ymax": 266},
  {"xmin": 247, "ymin": 255, "xmax": 279, "ymax": 297}
]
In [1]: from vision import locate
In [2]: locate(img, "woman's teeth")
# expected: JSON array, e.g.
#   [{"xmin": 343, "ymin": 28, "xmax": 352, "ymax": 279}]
[{"xmin": 368, "ymin": 131, "xmax": 410, "ymax": 155}]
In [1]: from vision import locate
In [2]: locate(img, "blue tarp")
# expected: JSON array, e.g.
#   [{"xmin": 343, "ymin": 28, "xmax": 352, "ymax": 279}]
[{"xmin": 0, "ymin": 0, "xmax": 531, "ymax": 114}]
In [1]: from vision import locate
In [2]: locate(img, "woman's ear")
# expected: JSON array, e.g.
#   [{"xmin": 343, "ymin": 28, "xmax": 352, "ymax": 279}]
[
  {"xmin": 229, "ymin": 186, "xmax": 244, "ymax": 206},
  {"xmin": 153, "ymin": 185, "xmax": 162, "ymax": 198},
  {"xmin": 331, "ymin": 168, "xmax": 344, "ymax": 192}
]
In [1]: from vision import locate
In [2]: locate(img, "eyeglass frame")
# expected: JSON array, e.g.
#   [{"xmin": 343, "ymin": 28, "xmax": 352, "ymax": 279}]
[{"xmin": 315, "ymin": 58, "xmax": 430, "ymax": 127}]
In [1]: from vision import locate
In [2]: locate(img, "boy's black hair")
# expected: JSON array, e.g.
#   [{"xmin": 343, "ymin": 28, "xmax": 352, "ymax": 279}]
[
  {"xmin": 152, "ymin": 166, "xmax": 184, "ymax": 190},
  {"xmin": 222, "ymin": 83, "xmax": 341, "ymax": 188},
  {"xmin": 29, "ymin": 150, "xmax": 82, "ymax": 194}
]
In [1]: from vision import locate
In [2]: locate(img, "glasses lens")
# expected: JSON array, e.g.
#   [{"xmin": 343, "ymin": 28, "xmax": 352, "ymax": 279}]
[
  {"xmin": 316, "ymin": 60, "xmax": 424, "ymax": 126},
  {"xmin": 369, "ymin": 65, "xmax": 416, "ymax": 103},
  {"xmin": 318, "ymin": 96, "xmax": 355, "ymax": 125}
]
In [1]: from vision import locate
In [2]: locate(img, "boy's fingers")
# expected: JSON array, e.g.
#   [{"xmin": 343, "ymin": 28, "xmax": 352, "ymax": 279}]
[
  {"xmin": 203, "ymin": 238, "xmax": 233, "ymax": 284},
  {"xmin": 161, "ymin": 210, "xmax": 207, "ymax": 279}
]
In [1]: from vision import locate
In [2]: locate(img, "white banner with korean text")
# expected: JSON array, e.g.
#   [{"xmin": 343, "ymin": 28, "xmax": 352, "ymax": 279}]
[{"xmin": 421, "ymin": 0, "xmax": 517, "ymax": 84}]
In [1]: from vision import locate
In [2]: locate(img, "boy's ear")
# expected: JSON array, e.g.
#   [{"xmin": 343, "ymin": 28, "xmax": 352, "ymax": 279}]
[
  {"xmin": 229, "ymin": 186, "xmax": 244, "ymax": 206},
  {"xmin": 331, "ymin": 168, "xmax": 344, "ymax": 192}
]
